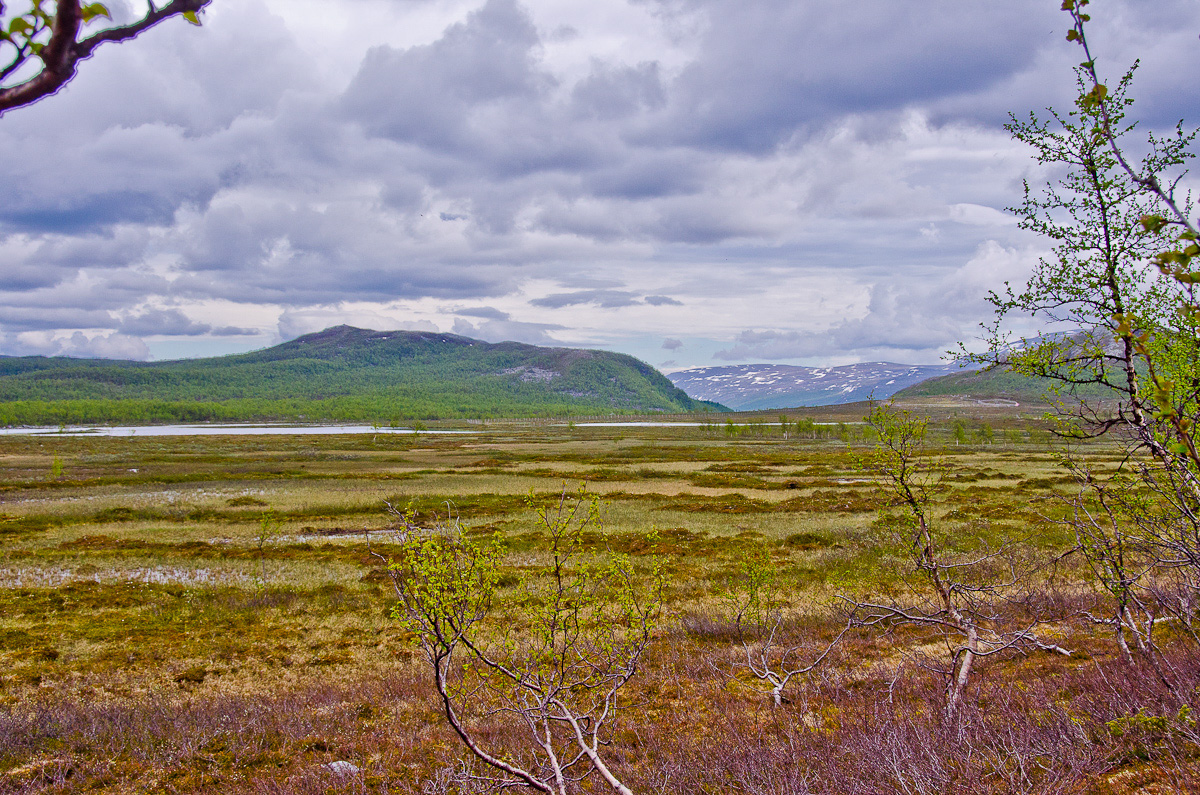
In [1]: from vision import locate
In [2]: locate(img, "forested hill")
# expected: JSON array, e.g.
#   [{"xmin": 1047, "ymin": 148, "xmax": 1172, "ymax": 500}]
[{"xmin": 0, "ymin": 326, "xmax": 718, "ymax": 424}]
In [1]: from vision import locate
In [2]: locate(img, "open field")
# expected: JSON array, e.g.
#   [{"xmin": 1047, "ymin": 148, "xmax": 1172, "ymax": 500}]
[{"xmin": 2, "ymin": 399, "xmax": 1197, "ymax": 794}]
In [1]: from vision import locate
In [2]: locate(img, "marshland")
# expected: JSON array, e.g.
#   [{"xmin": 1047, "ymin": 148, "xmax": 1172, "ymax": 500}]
[{"xmin": 2, "ymin": 399, "xmax": 1195, "ymax": 794}]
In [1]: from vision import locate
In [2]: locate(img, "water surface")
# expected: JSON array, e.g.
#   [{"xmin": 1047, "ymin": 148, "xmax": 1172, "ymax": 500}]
[{"xmin": 0, "ymin": 424, "xmax": 473, "ymax": 437}]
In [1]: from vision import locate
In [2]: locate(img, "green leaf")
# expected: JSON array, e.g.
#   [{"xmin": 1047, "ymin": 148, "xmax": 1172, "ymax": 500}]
[
  {"xmin": 182, "ymin": 10, "xmax": 202, "ymax": 25},
  {"xmin": 8, "ymin": 18, "xmax": 31, "ymax": 35},
  {"xmin": 1140, "ymin": 214, "xmax": 1168, "ymax": 233},
  {"xmin": 81, "ymin": 3, "xmax": 111, "ymax": 22}
]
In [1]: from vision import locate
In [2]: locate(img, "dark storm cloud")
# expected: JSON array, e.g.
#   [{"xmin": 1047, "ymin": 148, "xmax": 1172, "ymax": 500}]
[
  {"xmin": 0, "ymin": 229, "xmax": 162, "ymax": 284},
  {"xmin": 927, "ymin": 0, "xmax": 1200, "ymax": 129},
  {"xmin": 0, "ymin": 307, "xmax": 115, "ymax": 332},
  {"xmin": 118, "ymin": 308, "xmax": 212, "ymax": 337},
  {"xmin": 454, "ymin": 306, "xmax": 512, "ymax": 320},
  {"xmin": 170, "ymin": 196, "xmax": 518, "ymax": 304},
  {"xmin": 1, "ymin": 263, "xmax": 71, "ymax": 293},
  {"xmin": 652, "ymin": 0, "xmax": 1057, "ymax": 152},
  {"xmin": 580, "ymin": 151, "xmax": 706, "ymax": 200},
  {"xmin": 342, "ymin": 0, "xmax": 564, "ymax": 165},
  {"xmin": 211, "ymin": 326, "xmax": 261, "ymax": 336},
  {"xmin": 570, "ymin": 61, "xmax": 665, "ymax": 121},
  {"xmin": 0, "ymin": 191, "xmax": 182, "ymax": 234},
  {"xmin": 0, "ymin": 3, "xmax": 311, "ymax": 237},
  {"xmin": 531, "ymin": 290, "xmax": 642, "ymax": 309}
]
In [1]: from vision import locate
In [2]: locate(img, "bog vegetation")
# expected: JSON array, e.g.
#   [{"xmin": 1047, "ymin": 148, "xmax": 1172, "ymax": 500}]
[{"xmin": 0, "ymin": 402, "xmax": 1198, "ymax": 793}]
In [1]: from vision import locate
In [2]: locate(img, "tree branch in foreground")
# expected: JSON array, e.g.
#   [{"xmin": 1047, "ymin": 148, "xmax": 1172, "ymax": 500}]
[{"xmin": 0, "ymin": 0, "xmax": 209, "ymax": 114}]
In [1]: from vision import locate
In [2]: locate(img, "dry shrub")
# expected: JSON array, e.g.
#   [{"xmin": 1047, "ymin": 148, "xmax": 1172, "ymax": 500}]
[
  {"xmin": 4, "ymin": 633, "xmax": 1200, "ymax": 793},
  {"xmin": 614, "ymin": 646, "xmax": 1200, "ymax": 795}
]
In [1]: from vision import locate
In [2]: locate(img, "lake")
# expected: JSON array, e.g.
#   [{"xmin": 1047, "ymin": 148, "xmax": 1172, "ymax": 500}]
[{"xmin": 0, "ymin": 421, "xmax": 712, "ymax": 437}]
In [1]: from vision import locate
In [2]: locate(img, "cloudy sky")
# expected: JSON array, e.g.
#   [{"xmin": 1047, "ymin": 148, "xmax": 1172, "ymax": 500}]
[{"xmin": 0, "ymin": 0, "xmax": 1197, "ymax": 369}]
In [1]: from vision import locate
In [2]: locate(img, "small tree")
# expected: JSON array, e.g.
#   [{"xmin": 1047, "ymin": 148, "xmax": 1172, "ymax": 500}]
[
  {"xmin": 254, "ymin": 510, "xmax": 281, "ymax": 586},
  {"xmin": 979, "ymin": 0, "xmax": 1200, "ymax": 666},
  {"xmin": 1, "ymin": 1, "xmax": 210, "ymax": 114},
  {"xmin": 383, "ymin": 488, "xmax": 661, "ymax": 795},
  {"xmin": 1058, "ymin": 466, "xmax": 1164, "ymax": 656},
  {"xmin": 843, "ymin": 403, "xmax": 1069, "ymax": 718},
  {"xmin": 726, "ymin": 546, "xmax": 850, "ymax": 707}
]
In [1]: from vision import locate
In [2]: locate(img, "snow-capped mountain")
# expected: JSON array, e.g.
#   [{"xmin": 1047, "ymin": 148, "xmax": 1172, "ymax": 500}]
[{"xmin": 666, "ymin": 362, "xmax": 969, "ymax": 410}]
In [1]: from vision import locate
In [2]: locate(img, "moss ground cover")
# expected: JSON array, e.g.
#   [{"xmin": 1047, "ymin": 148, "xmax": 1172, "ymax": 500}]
[{"xmin": 2, "ymin": 401, "xmax": 1197, "ymax": 793}]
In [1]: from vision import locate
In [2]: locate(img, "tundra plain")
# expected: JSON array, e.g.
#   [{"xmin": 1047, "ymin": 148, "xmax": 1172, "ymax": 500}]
[{"xmin": 1, "ymin": 400, "xmax": 1196, "ymax": 794}]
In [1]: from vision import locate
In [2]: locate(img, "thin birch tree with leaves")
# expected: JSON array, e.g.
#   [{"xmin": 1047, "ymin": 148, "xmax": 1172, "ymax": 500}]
[
  {"xmin": 382, "ymin": 487, "xmax": 661, "ymax": 795},
  {"xmin": 840, "ymin": 403, "xmax": 1070, "ymax": 719},
  {"xmin": 976, "ymin": 0, "xmax": 1200, "ymax": 667}
]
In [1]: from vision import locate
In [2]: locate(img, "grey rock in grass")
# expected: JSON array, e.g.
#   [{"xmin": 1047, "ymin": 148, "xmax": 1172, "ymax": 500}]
[{"xmin": 325, "ymin": 761, "xmax": 360, "ymax": 776}]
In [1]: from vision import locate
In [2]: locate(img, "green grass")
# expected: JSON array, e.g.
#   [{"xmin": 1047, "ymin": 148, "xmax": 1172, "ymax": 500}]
[{"xmin": 0, "ymin": 403, "xmax": 1075, "ymax": 677}]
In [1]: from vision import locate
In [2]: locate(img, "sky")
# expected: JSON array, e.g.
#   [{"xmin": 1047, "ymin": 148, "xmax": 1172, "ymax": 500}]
[{"xmin": 0, "ymin": 0, "xmax": 1197, "ymax": 370}]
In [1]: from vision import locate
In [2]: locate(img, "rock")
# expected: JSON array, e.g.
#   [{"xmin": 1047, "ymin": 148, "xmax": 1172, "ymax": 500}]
[{"xmin": 325, "ymin": 761, "xmax": 360, "ymax": 777}]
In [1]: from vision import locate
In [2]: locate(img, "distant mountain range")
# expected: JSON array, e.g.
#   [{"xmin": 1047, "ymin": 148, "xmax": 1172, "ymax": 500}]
[
  {"xmin": 666, "ymin": 362, "xmax": 968, "ymax": 410},
  {"xmin": 0, "ymin": 326, "xmax": 716, "ymax": 425}
]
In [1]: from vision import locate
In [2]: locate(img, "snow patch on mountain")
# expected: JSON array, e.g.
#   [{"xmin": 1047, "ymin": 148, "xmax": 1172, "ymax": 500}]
[{"xmin": 667, "ymin": 362, "xmax": 970, "ymax": 410}]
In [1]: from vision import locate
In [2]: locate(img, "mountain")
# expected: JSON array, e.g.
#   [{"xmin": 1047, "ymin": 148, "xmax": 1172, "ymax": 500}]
[
  {"xmin": 894, "ymin": 332, "xmax": 1131, "ymax": 403},
  {"xmin": 0, "ymin": 326, "xmax": 716, "ymax": 424},
  {"xmin": 893, "ymin": 364, "xmax": 1120, "ymax": 403},
  {"xmin": 666, "ymin": 362, "xmax": 968, "ymax": 410}
]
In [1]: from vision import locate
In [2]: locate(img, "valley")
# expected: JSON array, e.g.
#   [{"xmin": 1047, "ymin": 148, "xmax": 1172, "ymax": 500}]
[{"xmin": 1, "ymin": 399, "xmax": 1192, "ymax": 793}]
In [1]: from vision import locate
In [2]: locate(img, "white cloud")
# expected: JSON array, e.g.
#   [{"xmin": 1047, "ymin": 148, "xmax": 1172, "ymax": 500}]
[
  {"xmin": 2, "ymin": 330, "xmax": 150, "ymax": 360},
  {"xmin": 0, "ymin": 0, "xmax": 1194, "ymax": 365}
]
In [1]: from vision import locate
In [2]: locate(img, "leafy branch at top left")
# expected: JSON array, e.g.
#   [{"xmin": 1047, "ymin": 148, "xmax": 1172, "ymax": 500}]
[{"xmin": 0, "ymin": 0, "xmax": 209, "ymax": 115}]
